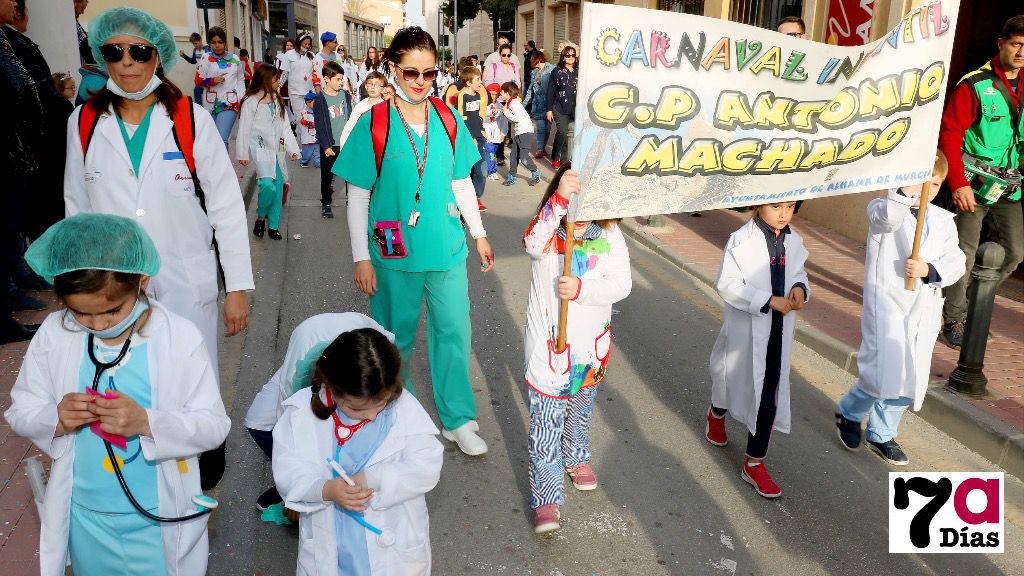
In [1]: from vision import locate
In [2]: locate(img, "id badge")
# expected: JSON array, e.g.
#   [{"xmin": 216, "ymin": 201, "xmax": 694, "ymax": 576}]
[{"xmin": 408, "ymin": 211, "xmax": 420, "ymax": 227}]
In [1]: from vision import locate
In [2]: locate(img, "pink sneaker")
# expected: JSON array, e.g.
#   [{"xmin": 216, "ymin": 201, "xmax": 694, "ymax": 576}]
[
  {"xmin": 741, "ymin": 458, "xmax": 782, "ymax": 499},
  {"xmin": 533, "ymin": 504, "xmax": 561, "ymax": 534},
  {"xmin": 705, "ymin": 407, "xmax": 727, "ymax": 446},
  {"xmin": 566, "ymin": 463, "xmax": 598, "ymax": 491}
]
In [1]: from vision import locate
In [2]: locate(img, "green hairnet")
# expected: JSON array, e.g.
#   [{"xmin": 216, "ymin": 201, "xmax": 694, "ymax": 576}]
[
  {"xmin": 26, "ymin": 214, "xmax": 161, "ymax": 283},
  {"xmin": 292, "ymin": 340, "xmax": 331, "ymax": 393},
  {"xmin": 88, "ymin": 7, "xmax": 179, "ymax": 74}
]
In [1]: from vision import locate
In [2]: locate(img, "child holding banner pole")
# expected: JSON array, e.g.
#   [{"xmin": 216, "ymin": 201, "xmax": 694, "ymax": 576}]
[
  {"xmin": 705, "ymin": 200, "xmax": 809, "ymax": 499},
  {"xmin": 522, "ymin": 164, "xmax": 632, "ymax": 533},
  {"xmin": 834, "ymin": 152, "xmax": 965, "ymax": 466}
]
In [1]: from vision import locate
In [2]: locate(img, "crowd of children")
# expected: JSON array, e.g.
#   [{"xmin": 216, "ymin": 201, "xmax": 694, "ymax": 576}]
[{"xmin": 1, "ymin": 8, "xmax": 971, "ymax": 572}]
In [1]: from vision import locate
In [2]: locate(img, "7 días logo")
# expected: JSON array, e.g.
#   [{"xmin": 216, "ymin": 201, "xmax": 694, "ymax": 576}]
[{"xmin": 889, "ymin": 472, "xmax": 1004, "ymax": 553}]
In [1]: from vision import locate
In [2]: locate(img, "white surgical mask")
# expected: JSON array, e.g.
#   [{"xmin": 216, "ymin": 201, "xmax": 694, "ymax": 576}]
[{"xmin": 106, "ymin": 75, "xmax": 162, "ymax": 101}]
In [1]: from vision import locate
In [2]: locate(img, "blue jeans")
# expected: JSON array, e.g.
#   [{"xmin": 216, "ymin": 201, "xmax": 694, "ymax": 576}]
[
  {"xmin": 192, "ymin": 86, "xmax": 203, "ymax": 105},
  {"xmin": 300, "ymin": 144, "xmax": 320, "ymax": 167},
  {"xmin": 484, "ymin": 142, "xmax": 499, "ymax": 175},
  {"xmin": 471, "ymin": 139, "xmax": 486, "ymax": 198},
  {"xmin": 247, "ymin": 427, "xmax": 274, "ymax": 459},
  {"xmin": 533, "ymin": 117, "xmax": 549, "ymax": 153},
  {"xmin": 528, "ymin": 385, "xmax": 600, "ymax": 509},
  {"xmin": 838, "ymin": 386, "xmax": 912, "ymax": 443},
  {"xmin": 212, "ymin": 109, "xmax": 237, "ymax": 151}
]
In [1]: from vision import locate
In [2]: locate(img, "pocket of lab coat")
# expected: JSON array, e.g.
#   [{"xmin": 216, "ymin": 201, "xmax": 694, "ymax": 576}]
[
  {"xmin": 594, "ymin": 325, "xmax": 612, "ymax": 362},
  {"xmin": 386, "ymin": 542, "xmax": 429, "ymax": 575},
  {"xmin": 296, "ymin": 513, "xmax": 317, "ymax": 574},
  {"xmin": 253, "ymin": 146, "xmax": 278, "ymax": 180},
  {"xmin": 185, "ymin": 250, "xmax": 219, "ymax": 304}
]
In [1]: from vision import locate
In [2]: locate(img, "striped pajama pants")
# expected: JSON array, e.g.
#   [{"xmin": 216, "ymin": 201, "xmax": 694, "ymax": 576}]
[{"xmin": 528, "ymin": 385, "xmax": 600, "ymax": 509}]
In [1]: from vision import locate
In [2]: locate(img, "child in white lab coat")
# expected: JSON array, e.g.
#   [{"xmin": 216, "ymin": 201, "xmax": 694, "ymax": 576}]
[
  {"xmin": 273, "ymin": 328, "xmax": 443, "ymax": 575},
  {"xmin": 522, "ymin": 165, "xmax": 632, "ymax": 533},
  {"xmin": 835, "ymin": 151, "xmax": 965, "ymax": 465},
  {"xmin": 499, "ymin": 81, "xmax": 541, "ymax": 186},
  {"xmin": 4, "ymin": 213, "xmax": 230, "ymax": 576},
  {"xmin": 705, "ymin": 201, "xmax": 809, "ymax": 499},
  {"xmin": 483, "ymin": 83, "xmax": 507, "ymax": 181},
  {"xmin": 298, "ymin": 91, "xmax": 320, "ymax": 168},
  {"xmin": 236, "ymin": 63, "xmax": 300, "ymax": 241}
]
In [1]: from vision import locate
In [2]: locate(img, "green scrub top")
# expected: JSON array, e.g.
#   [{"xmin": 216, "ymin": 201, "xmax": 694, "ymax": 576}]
[
  {"xmin": 115, "ymin": 104, "xmax": 156, "ymax": 177},
  {"xmin": 334, "ymin": 102, "xmax": 481, "ymax": 272}
]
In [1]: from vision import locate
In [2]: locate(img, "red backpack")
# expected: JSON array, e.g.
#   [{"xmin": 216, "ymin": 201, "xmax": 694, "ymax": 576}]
[
  {"xmin": 78, "ymin": 96, "xmax": 225, "ymax": 283},
  {"xmin": 368, "ymin": 97, "xmax": 459, "ymax": 178}
]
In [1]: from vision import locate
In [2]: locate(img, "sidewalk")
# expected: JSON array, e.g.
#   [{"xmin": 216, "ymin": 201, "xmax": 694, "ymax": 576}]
[{"xmin": 616, "ymin": 208, "xmax": 1024, "ymax": 478}]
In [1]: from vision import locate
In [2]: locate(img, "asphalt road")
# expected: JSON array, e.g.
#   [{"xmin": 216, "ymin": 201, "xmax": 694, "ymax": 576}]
[{"xmin": 207, "ymin": 160, "xmax": 1022, "ymax": 576}]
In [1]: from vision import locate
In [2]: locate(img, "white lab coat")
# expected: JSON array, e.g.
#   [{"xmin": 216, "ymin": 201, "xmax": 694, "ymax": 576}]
[
  {"xmin": 273, "ymin": 388, "xmax": 443, "ymax": 576},
  {"xmin": 856, "ymin": 190, "xmax": 965, "ymax": 410},
  {"xmin": 281, "ymin": 49, "xmax": 317, "ymax": 119},
  {"xmin": 196, "ymin": 52, "xmax": 246, "ymax": 113},
  {"xmin": 3, "ymin": 302, "xmax": 230, "ymax": 576},
  {"xmin": 244, "ymin": 313, "xmax": 394, "ymax": 431},
  {"xmin": 235, "ymin": 96, "xmax": 300, "ymax": 180},
  {"xmin": 709, "ymin": 218, "xmax": 810, "ymax": 436},
  {"xmin": 64, "ymin": 101, "xmax": 255, "ymax": 372}
]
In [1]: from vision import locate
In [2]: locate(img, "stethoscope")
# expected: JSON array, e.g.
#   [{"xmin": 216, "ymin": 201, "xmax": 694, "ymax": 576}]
[{"xmin": 87, "ymin": 329, "xmax": 217, "ymax": 523}]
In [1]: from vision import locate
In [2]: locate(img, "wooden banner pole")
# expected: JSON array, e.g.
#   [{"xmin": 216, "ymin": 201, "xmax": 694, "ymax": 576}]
[
  {"xmin": 556, "ymin": 220, "xmax": 576, "ymax": 352},
  {"xmin": 905, "ymin": 181, "xmax": 932, "ymax": 291}
]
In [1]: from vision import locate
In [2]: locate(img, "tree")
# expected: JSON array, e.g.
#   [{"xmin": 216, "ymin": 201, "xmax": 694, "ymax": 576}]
[
  {"xmin": 347, "ymin": 0, "xmax": 372, "ymax": 18},
  {"xmin": 441, "ymin": 0, "xmax": 518, "ymax": 44}
]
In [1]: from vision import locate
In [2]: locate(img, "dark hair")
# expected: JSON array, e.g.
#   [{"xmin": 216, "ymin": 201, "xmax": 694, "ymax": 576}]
[
  {"xmin": 499, "ymin": 47, "xmax": 512, "ymax": 56},
  {"xmin": 54, "ymin": 270, "xmax": 143, "ymax": 301},
  {"xmin": 190, "ymin": 32, "xmax": 202, "ymax": 42},
  {"xmin": 776, "ymin": 16, "xmax": 806, "ymax": 33},
  {"xmin": 239, "ymin": 48, "xmax": 249, "ymax": 58},
  {"xmin": 309, "ymin": 329, "xmax": 403, "ymax": 420},
  {"xmin": 322, "ymin": 60, "xmax": 345, "ymax": 78},
  {"xmin": 1001, "ymin": 16, "xmax": 1024, "ymax": 40},
  {"xmin": 527, "ymin": 40, "xmax": 536, "ymax": 50},
  {"xmin": 207, "ymin": 26, "xmax": 227, "ymax": 44},
  {"xmin": 384, "ymin": 26, "xmax": 437, "ymax": 66},
  {"xmin": 364, "ymin": 46, "xmax": 381, "ymax": 70},
  {"xmin": 535, "ymin": 161, "xmax": 619, "ymax": 229},
  {"xmin": 88, "ymin": 73, "xmax": 184, "ymax": 116},
  {"xmin": 243, "ymin": 63, "xmax": 285, "ymax": 117},
  {"xmin": 558, "ymin": 45, "xmax": 577, "ymax": 69},
  {"xmin": 282, "ymin": 38, "xmax": 295, "ymax": 51},
  {"xmin": 500, "ymin": 81, "xmax": 520, "ymax": 99},
  {"xmin": 531, "ymin": 51, "xmax": 548, "ymax": 68}
]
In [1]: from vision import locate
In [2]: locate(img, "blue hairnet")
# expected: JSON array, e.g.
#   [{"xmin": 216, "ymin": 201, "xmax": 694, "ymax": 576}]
[
  {"xmin": 304, "ymin": 90, "xmax": 317, "ymax": 101},
  {"xmin": 320, "ymin": 31, "xmax": 337, "ymax": 43},
  {"xmin": 88, "ymin": 7, "xmax": 179, "ymax": 74},
  {"xmin": 292, "ymin": 340, "xmax": 331, "ymax": 393},
  {"xmin": 26, "ymin": 214, "xmax": 161, "ymax": 283}
]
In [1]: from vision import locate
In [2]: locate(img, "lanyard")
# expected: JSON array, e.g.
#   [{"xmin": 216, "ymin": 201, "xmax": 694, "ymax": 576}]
[
  {"xmin": 393, "ymin": 102, "xmax": 430, "ymax": 205},
  {"xmin": 331, "ymin": 411, "xmax": 372, "ymax": 447}
]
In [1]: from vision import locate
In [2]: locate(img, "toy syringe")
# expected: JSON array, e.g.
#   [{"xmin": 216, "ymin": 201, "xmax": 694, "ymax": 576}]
[{"xmin": 325, "ymin": 458, "xmax": 391, "ymax": 542}]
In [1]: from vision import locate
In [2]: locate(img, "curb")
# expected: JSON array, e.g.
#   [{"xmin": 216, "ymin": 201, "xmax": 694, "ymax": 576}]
[{"xmin": 619, "ymin": 217, "xmax": 1024, "ymax": 481}]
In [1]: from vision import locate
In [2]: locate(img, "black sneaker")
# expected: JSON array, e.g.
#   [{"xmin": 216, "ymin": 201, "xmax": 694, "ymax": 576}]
[
  {"xmin": 256, "ymin": 486, "xmax": 282, "ymax": 511},
  {"xmin": 252, "ymin": 218, "xmax": 265, "ymax": 238},
  {"xmin": 835, "ymin": 412, "xmax": 862, "ymax": 451},
  {"xmin": 942, "ymin": 320, "xmax": 964, "ymax": 349},
  {"xmin": 868, "ymin": 439, "xmax": 909, "ymax": 466},
  {"xmin": 268, "ymin": 228, "xmax": 283, "ymax": 240},
  {"xmin": 322, "ymin": 205, "xmax": 334, "ymax": 219}
]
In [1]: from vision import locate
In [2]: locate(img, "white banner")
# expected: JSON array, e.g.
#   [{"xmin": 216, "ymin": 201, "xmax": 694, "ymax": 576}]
[{"xmin": 568, "ymin": 0, "xmax": 960, "ymax": 221}]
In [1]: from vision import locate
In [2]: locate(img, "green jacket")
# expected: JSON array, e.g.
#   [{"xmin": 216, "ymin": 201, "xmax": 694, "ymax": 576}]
[{"xmin": 959, "ymin": 62, "xmax": 1022, "ymax": 201}]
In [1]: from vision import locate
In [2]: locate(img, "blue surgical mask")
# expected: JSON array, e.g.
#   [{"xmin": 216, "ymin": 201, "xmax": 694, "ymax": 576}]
[
  {"xmin": 69, "ymin": 290, "xmax": 150, "ymax": 339},
  {"xmin": 393, "ymin": 82, "xmax": 430, "ymax": 105}
]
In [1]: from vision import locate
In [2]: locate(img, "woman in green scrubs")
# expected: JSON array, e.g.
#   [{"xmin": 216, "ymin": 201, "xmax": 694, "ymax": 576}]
[{"xmin": 335, "ymin": 27, "xmax": 494, "ymax": 456}]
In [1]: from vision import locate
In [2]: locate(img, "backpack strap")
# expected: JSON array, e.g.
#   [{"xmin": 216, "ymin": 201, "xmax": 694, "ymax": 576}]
[
  {"xmin": 168, "ymin": 96, "xmax": 227, "ymax": 286},
  {"xmin": 428, "ymin": 96, "xmax": 458, "ymax": 155},
  {"xmin": 370, "ymin": 100, "xmax": 390, "ymax": 178},
  {"xmin": 78, "ymin": 103, "xmax": 102, "ymax": 158}
]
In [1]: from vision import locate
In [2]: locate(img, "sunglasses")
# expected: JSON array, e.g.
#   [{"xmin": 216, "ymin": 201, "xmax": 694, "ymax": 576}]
[
  {"xmin": 99, "ymin": 43, "xmax": 156, "ymax": 64},
  {"xmin": 395, "ymin": 65, "xmax": 438, "ymax": 82},
  {"xmin": 500, "ymin": 53, "xmax": 511, "ymax": 57},
  {"xmin": 564, "ymin": 53, "xmax": 576, "ymax": 58}
]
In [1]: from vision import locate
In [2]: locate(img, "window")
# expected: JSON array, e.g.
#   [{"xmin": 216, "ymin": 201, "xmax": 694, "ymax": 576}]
[
  {"xmin": 730, "ymin": 0, "xmax": 802, "ymax": 30},
  {"xmin": 657, "ymin": 0, "xmax": 704, "ymax": 14}
]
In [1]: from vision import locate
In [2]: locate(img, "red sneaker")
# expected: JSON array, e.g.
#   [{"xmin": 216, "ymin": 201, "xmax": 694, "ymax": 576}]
[
  {"xmin": 551, "ymin": 160, "xmax": 561, "ymax": 170},
  {"xmin": 533, "ymin": 504, "xmax": 561, "ymax": 534},
  {"xmin": 705, "ymin": 407, "xmax": 727, "ymax": 446},
  {"xmin": 741, "ymin": 459, "xmax": 781, "ymax": 499},
  {"xmin": 565, "ymin": 463, "xmax": 598, "ymax": 491},
  {"xmin": 477, "ymin": 199, "xmax": 487, "ymax": 212}
]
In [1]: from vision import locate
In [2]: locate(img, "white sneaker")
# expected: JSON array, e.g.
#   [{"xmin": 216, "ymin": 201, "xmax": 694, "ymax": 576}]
[
  {"xmin": 441, "ymin": 421, "xmax": 488, "ymax": 456},
  {"xmin": 487, "ymin": 173, "xmax": 501, "ymax": 181}
]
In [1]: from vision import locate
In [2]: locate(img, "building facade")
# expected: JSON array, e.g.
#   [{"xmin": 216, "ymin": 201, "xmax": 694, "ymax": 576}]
[{"xmin": 514, "ymin": 0, "xmax": 1022, "ymax": 243}]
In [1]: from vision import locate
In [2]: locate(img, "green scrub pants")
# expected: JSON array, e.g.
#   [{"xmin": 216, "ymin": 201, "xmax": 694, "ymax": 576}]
[
  {"xmin": 256, "ymin": 164, "xmax": 284, "ymax": 230},
  {"xmin": 370, "ymin": 264, "xmax": 476, "ymax": 431}
]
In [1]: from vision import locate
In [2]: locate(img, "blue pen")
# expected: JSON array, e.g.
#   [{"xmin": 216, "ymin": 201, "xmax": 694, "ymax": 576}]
[{"xmin": 326, "ymin": 458, "xmax": 383, "ymax": 535}]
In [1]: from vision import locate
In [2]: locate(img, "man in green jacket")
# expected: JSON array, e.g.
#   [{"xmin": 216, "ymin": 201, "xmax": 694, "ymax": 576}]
[{"xmin": 937, "ymin": 16, "xmax": 1024, "ymax": 348}]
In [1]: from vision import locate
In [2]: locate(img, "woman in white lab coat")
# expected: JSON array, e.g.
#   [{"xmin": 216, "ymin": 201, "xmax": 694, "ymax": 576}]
[
  {"xmin": 64, "ymin": 7, "xmax": 253, "ymax": 376},
  {"xmin": 280, "ymin": 33, "xmax": 317, "ymax": 125},
  {"xmin": 273, "ymin": 329, "xmax": 443, "ymax": 575},
  {"xmin": 4, "ymin": 212, "xmax": 230, "ymax": 576},
  {"xmin": 855, "ymin": 188, "xmax": 965, "ymax": 411}
]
